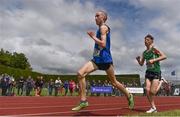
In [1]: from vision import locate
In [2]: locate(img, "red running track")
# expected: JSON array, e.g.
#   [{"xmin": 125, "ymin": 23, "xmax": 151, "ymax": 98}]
[{"xmin": 0, "ymin": 96, "xmax": 180, "ymax": 116}]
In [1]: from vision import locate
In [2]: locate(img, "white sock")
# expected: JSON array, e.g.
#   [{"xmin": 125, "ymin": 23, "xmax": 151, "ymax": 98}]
[{"xmin": 152, "ymin": 106, "xmax": 156, "ymax": 109}]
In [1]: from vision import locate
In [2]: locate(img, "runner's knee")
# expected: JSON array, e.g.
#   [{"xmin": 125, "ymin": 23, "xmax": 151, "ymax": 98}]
[{"xmin": 150, "ymin": 90, "xmax": 157, "ymax": 95}]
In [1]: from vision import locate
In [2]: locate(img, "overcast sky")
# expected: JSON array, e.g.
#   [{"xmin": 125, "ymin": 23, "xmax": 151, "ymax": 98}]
[{"xmin": 0, "ymin": 0, "xmax": 180, "ymax": 79}]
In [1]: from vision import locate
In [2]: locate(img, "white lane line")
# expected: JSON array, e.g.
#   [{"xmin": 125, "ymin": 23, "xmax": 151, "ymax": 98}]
[
  {"xmin": 0, "ymin": 103, "xmax": 125, "ymax": 110},
  {"xmin": 17, "ymin": 107, "xmax": 127, "ymax": 116},
  {"xmin": 11, "ymin": 103, "xmax": 180, "ymax": 116}
]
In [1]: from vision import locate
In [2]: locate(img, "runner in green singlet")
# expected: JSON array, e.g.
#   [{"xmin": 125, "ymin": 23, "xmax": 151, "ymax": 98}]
[{"xmin": 136, "ymin": 34, "xmax": 167, "ymax": 113}]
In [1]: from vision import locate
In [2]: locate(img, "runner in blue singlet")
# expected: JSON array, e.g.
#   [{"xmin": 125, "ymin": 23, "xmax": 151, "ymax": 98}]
[{"xmin": 72, "ymin": 10, "xmax": 134, "ymax": 111}]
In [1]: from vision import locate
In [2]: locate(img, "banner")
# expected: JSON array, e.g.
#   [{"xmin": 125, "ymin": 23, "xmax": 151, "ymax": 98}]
[
  {"xmin": 126, "ymin": 87, "xmax": 144, "ymax": 94},
  {"xmin": 90, "ymin": 86, "xmax": 112, "ymax": 93},
  {"xmin": 173, "ymin": 88, "xmax": 180, "ymax": 96}
]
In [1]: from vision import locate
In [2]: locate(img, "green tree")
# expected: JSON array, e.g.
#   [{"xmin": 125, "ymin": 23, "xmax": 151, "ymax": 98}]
[
  {"xmin": 0, "ymin": 48, "xmax": 32, "ymax": 70},
  {"xmin": 11, "ymin": 52, "xmax": 31, "ymax": 70},
  {"xmin": 0, "ymin": 49, "xmax": 11, "ymax": 66}
]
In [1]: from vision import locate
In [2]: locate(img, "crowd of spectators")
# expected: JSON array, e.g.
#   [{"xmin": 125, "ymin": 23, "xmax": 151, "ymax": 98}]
[
  {"xmin": 0, "ymin": 73, "xmax": 177, "ymax": 97},
  {"xmin": 0, "ymin": 73, "xmax": 78, "ymax": 96}
]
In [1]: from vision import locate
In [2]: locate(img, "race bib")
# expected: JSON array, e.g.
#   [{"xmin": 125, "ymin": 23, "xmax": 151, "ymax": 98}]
[
  {"xmin": 93, "ymin": 48, "xmax": 100, "ymax": 57},
  {"xmin": 146, "ymin": 62, "xmax": 154, "ymax": 69}
]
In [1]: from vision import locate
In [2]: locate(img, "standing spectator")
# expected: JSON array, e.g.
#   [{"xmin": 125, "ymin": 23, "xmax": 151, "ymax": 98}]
[
  {"xmin": 72, "ymin": 81, "xmax": 76, "ymax": 95},
  {"xmin": 39, "ymin": 76, "xmax": 44, "ymax": 95},
  {"xmin": 1, "ymin": 74, "xmax": 8, "ymax": 96},
  {"xmin": 6, "ymin": 75, "xmax": 13, "ymax": 96},
  {"xmin": 90, "ymin": 80, "xmax": 96, "ymax": 96},
  {"xmin": 69, "ymin": 80, "xmax": 75, "ymax": 96},
  {"xmin": 5, "ymin": 75, "xmax": 9, "ymax": 95},
  {"xmin": 48, "ymin": 79, "xmax": 54, "ymax": 96},
  {"xmin": 5, "ymin": 75, "xmax": 11, "ymax": 96},
  {"xmin": 54, "ymin": 77, "xmax": 62, "ymax": 96},
  {"xmin": 86, "ymin": 80, "xmax": 91, "ymax": 96},
  {"xmin": 163, "ymin": 82, "xmax": 171, "ymax": 96},
  {"xmin": 59, "ymin": 78, "xmax": 64, "ymax": 95},
  {"xmin": 96, "ymin": 80, "xmax": 102, "ymax": 96},
  {"xmin": 17, "ymin": 76, "xmax": 24, "ymax": 96},
  {"xmin": 35, "ymin": 76, "xmax": 44, "ymax": 96},
  {"xmin": 75, "ymin": 82, "xmax": 79, "ymax": 96},
  {"xmin": 142, "ymin": 82, "xmax": 146, "ymax": 96},
  {"xmin": 26, "ymin": 76, "xmax": 33, "ymax": 96},
  {"xmin": 10, "ymin": 76, "xmax": 16, "ymax": 96},
  {"xmin": 64, "ymin": 80, "xmax": 69, "ymax": 96},
  {"xmin": 0, "ymin": 74, "xmax": 3, "ymax": 95},
  {"xmin": 107, "ymin": 81, "xmax": 113, "ymax": 96},
  {"xmin": 103, "ymin": 80, "xmax": 108, "ymax": 96},
  {"xmin": 171, "ymin": 83, "xmax": 175, "ymax": 96}
]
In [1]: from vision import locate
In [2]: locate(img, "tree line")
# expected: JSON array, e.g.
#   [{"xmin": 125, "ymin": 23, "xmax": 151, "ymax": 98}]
[{"xmin": 0, "ymin": 48, "xmax": 32, "ymax": 70}]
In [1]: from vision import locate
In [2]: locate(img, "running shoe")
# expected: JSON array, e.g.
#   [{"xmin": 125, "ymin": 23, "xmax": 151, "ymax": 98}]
[
  {"xmin": 72, "ymin": 101, "xmax": 89, "ymax": 111},
  {"xmin": 128, "ymin": 93, "xmax": 134, "ymax": 109},
  {"xmin": 146, "ymin": 107, "xmax": 157, "ymax": 113}
]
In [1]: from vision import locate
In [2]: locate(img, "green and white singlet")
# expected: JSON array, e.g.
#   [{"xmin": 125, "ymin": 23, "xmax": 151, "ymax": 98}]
[{"xmin": 143, "ymin": 47, "xmax": 161, "ymax": 73}]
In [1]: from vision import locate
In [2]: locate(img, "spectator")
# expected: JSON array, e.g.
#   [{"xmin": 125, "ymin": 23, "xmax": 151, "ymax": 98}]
[
  {"xmin": 96, "ymin": 80, "xmax": 102, "ymax": 96},
  {"xmin": 86, "ymin": 80, "xmax": 91, "ymax": 96},
  {"xmin": 35, "ymin": 76, "xmax": 44, "ymax": 96},
  {"xmin": 48, "ymin": 79, "xmax": 54, "ymax": 96},
  {"xmin": 1, "ymin": 74, "xmax": 8, "ymax": 96},
  {"xmin": 17, "ymin": 76, "xmax": 24, "ymax": 96},
  {"xmin": 9, "ymin": 76, "xmax": 16, "ymax": 96},
  {"xmin": 171, "ymin": 83, "xmax": 175, "ymax": 96},
  {"xmin": 103, "ymin": 80, "xmax": 108, "ymax": 96},
  {"xmin": 90, "ymin": 80, "xmax": 96, "ymax": 96},
  {"xmin": 163, "ymin": 82, "xmax": 171, "ymax": 96},
  {"xmin": 54, "ymin": 77, "xmax": 62, "ymax": 96},
  {"xmin": 26, "ymin": 76, "xmax": 33, "ymax": 96},
  {"xmin": 107, "ymin": 81, "xmax": 112, "ymax": 96},
  {"xmin": 75, "ymin": 82, "xmax": 79, "ymax": 96},
  {"xmin": 64, "ymin": 80, "xmax": 69, "ymax": 96},
  {"xmin": 59, "ymin": 78, "xmax": 64, "ymax": 95},
  {"xmin": 39, "ymin": 76, "xmax": 44, "ymax": 95},
  {"xmin": 69, "ymin": 80, "xmax": 74, "ymax": 96},
  {"xmin": 0, "ymin": 74, "xmax": 2, "ymax": 95}
]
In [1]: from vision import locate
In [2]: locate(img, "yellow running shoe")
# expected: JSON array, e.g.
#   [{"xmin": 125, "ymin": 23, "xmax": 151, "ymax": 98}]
[
  {"xmin": 128, "ymin": 94, "xmax": 134, "ymax": 109},
  {"xmin": 72, "ymin": 101, "xmax": 89, "ymax": 111}
]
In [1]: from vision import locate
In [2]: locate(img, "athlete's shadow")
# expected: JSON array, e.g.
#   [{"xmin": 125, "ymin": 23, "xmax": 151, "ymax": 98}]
[
  {"xmin": 73, "ymin": 111, "xmax": 113, "ymax": 116},
  {"xmin": 72, "ymin": 108, "xmax": 146, "ymax": 116},
  {"xmin": 73, "ymin": 111, "xmax": 97, "ymax": 116},
  {"xmin": 132, "ymin": 108, "xmax": 145, "ymax": 112}
]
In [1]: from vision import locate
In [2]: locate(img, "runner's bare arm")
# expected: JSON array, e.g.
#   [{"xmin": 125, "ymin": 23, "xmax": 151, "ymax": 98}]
[
  {"xmin": 149, "ymin": 48, "xmax": 167, "ymax": 64},
  {"xmin": 87, "ymin": 25, "xmax": 108, "ymax": 48}
]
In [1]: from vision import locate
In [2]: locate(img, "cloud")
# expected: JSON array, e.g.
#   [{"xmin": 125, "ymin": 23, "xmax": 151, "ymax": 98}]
[
  {"xmin": 0, "ymin": 0, "xmax": 180, "ymax": 78},
  {"xmin": 0, "ymin": 0, "xmax": 97, "ymax": 74},
  {"xmin": 128, "ymin": 0, "xmax": 180, "ymax": 76}
]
